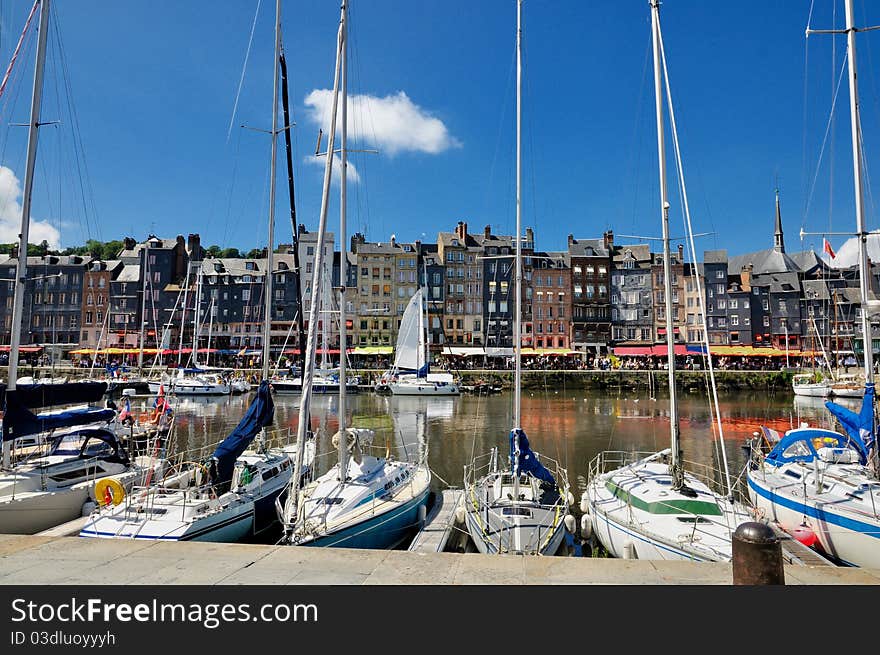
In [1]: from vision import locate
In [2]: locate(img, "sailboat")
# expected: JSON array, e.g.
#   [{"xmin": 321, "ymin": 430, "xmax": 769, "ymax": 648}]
[
  {"xmin": 461, "ymin": 0, "xmax": 573, "ymax": 556},
  {"xmin": 280, "ymin": 0, "xmax": 431, "ymax": 549},
  {"xmin": 746, "ymin": 0, "xmax": 880, "ymax": 568},
  {"xmin": 385, "ymin": 287, "xmax": 460, "ymax": 396},
  {"xmin": 0, "ymin": 0, "xmax": 168, "ymax": 534},
  {"xmin": 582, "ymin": 0, "xmax": 752, "ymax": 562},
  {"xmin": 80, "ymin": 0, "xmax": 315, "ymax": 544}
]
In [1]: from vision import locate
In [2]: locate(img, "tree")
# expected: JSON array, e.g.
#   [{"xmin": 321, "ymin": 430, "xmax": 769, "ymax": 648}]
[
  {"xmin": 245, "ymin": 248, "xmax": 266, "ymax": 259},
  {"xmin": 206, "ymin": 244, "xmax": 222, "ymax": 258},
  {"xmin": 219, "ymin": 247, "xmax": 241, "ymax": 259}
]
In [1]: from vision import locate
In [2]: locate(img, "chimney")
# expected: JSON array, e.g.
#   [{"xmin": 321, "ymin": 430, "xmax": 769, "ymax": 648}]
[
  {"xmin": 350, "ymin": 232, "xmax": 365, "ymax": 253},
  {"xmin": 740, "ymin": 264, "xmax": 752, "ymax": 292},
  {"xmin": 187, "ymin": 233, "xmax": 201, "ymax": 260},
  {"xmin": 11, "ymin": 244, "xmax": 18, "ymax": 259},
  {"xmin": 484, "ymin": 225, "xmax": 491, "ymax": 239},
  {"xmin": 525, "ymin": 227, "xmax": 534, "ymax": 248},
  {"xmin": 390, "ymin": 234, "xmax": 397, "ymax": 247},
  {"xmin": 298, "ymin": 224, "xmax": 306, "ymax": 235},
  {"xmin": 123, "ymin": 237, "xmax": 136, "ymax": 251},
  {"xmin": 603, "ymin": 230, "xmax": 614, "ymax": 251},
  {"xmin": 677, "ymin": 243, "xmax": 683, "ymax": 262},
  {"xmin": 567, "ymin": 234, "xmax": 574, "ymax": 248},
  {"xmin": 415, "ymin": 239, "xmax": 422, "ymax": 254}
]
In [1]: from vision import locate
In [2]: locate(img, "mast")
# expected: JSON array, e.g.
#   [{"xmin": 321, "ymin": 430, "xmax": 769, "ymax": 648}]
[
  {"xmin": 337, "ymin": 0, "xmax": 349, "ymax": 480},
  {"xmin": 844, "ymin": 0, "xmax": 877, "ymax": 472},
  {"xmin": 512, "ymin": 0, "xmax": 522, "ymax": 503},
  {"xmin": 650, "ymin": 0, "xmax": 682, "ymax": 489},
  {"xmin": 262, "ymin": 0, "xmax": 281, "ymax": 384},
  {"xmin": 3, "ymin": 0, "xmax": 50, "ymax": 469},
  {"xmin": 284, "ymin": 0, "xmax": 345, "ymax": 534},
  {"xmin": 137, "ymin": 244, "xmax": 150, "ymax": 376},
  {"xmin": 279, "ymin": 46, "xmax": 307, "ymax": 384},
  {"xmin": 192, "ymin": 263, "xmax": 203, "ymax": 368}
]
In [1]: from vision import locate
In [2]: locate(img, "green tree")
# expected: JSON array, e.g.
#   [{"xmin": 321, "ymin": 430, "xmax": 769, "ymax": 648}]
[
  {"xmin": 219, "ymin": 247, "xmax": 241, "ymax": 258},
  {"xmin": 245, "ymin": 248, "xmax": 265, "ymax": 259}
]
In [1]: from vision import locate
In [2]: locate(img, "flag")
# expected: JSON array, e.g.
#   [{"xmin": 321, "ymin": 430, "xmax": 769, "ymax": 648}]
[
  {"xmin": 118, "ymin": 397, "xmax": 131, "ymax": 421},
  {"xmin": 824, "ymin": 238, "xmax": 836, "ymax": 259},
  {"xmin": 154, "ymin": 384, "xmax": 167, "ymax": 414}
]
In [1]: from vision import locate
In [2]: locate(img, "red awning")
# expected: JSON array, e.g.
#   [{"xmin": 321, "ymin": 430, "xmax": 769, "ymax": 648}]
[
  {"xmin": 651, "ymin": 344, "xmax": 688, "ymax": 356},
  {"xmin": 0, "ymin": 345, "xmax": 43, "ymax": 352},
  {"xmin": 613, "ymin": 346, "xmax": 653, "ymax": 356}
]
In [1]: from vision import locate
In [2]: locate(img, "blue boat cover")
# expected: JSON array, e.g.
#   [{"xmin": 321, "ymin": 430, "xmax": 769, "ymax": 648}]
[
  {"xmin": 1, "ymin": 381, "xmax": 108, "ymax": 410},
  {"xmin": 509, "ymin": 428, "xmax": 556, "ymax": 486},
  {"xmin": 824, "ymin": 382, "xmax": 874, "ymax": 461},
  {"xmin": 210, "ymin": 380, "xmax": 274, "ymax": 485},
  {"xmin": 2, "ymin": 389, "xmax": 115, "ymax": 442}
]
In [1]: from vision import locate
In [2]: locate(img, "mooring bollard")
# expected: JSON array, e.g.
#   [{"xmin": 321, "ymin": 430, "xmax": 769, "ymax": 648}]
[{"xmin": 732, "ymin": 521, "xmax": 784, "ymax": 585}]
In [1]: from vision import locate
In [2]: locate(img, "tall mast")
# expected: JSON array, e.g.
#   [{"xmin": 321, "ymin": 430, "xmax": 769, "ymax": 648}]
[
  {"xmin": 843, "ymin": 0, "xmax": 877, "ymax": 474},
  {"xmin": 284, "ymin": 0, "xmax": 345, "ymax": 533},
  {"xmin": 512, "ymin": 0, "xmax": 522, "ymax": 505},
  {"xmin": 192, "ymin": 263, "xmax": 203, "ymax": 367},
  {"xmin": 262, "ymin": 0, "xmax": 281, "ymax": 383},
  {"xmin": 278, "ymin": 47, "xmax": 307, "ymax": 384},
  {"xmin": 3, "ymin": 0, "xmax": 51, "ymax": 469},
  {"xmin": 337, "ymin": 0, "xmax": 349, "ymax": 480},
  {"xmin": 650, "ymin": 0, "xmax": 682, "ymax": 489},
  {"xmin": 137, "ymin": 244, "xmax": 150, "ymax": 376}
]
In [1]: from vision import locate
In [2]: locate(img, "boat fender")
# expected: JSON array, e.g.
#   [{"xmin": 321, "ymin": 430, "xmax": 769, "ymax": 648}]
[
  {"xmin": 622, "ymin": 541, "xmax": 637, "ymax": 560},
  {"xmin": 580, "ymin": 514, "xmax": 593, "ymax": 540},
  {"xmin": 95, "ymin": 478, "xmax": 125, "ymax": 507},
  {"xmin": 566, "ymin": 491, "xmax": 575, "ymax": 508},
  {"xmin": 81, "ymin": 500, "xmax": 97, "ymax": 517},
  {"xmin": 418, "ymin": 504, "xmax": 427, "ymax": 526},
  {"xmin": 564, "ymin": 514, "xmax": 576, "ymax": 534},
  {"xmin": 579, "ymin": 492, "xmax": 590, "ymax": 515},
  {"xmin": 454, "ymin": 506, "xmax": 466, "ymax": 526}
]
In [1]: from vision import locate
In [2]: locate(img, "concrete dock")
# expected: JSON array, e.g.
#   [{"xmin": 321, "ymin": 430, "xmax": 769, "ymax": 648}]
[{"xmin": 1, "ymin": 534, "xmax": 878, "ymax": 585}]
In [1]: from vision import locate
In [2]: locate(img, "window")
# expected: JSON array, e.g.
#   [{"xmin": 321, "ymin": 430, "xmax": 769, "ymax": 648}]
[{"xmin": 715, "ymin": 269, "xmax": 724, "ymax": 279}]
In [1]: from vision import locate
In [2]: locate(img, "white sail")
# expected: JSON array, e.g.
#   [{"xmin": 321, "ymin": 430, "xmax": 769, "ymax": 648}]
[{"xmin": 393, "ymin": 288, "xmax": 424, "ymax": 373}]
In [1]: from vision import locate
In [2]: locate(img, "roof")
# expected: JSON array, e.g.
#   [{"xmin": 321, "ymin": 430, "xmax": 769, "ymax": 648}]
[
  {"xmin": 115, "ymin": 264, "xmax": 141, "ymax": 282},
  {"xmin": 612, "ymin": 243, "xmax": 650, "ymax": 265},
  {"xmin": 801, "ymin": 279, "xmax": 831, "ymax": 301},
  {"xmin": 728, "ymin": 248, "xmax": 799, "ymax": 276},
  {"xmin": 752, "ymin": 271, "xmax": 801, "ymax": 294},
  {"xmin": 567, "ymin": 238, "xmax": 609, "ymax": 258},
  {"xmin": 703, "ymin": 249, "xmax": 728, "ymax": 264}
]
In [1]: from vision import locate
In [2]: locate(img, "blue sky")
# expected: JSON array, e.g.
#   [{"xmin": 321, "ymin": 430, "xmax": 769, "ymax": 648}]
[{"xmin": 0, "ymin": 1, "xmax": 879, "ymax": 261}]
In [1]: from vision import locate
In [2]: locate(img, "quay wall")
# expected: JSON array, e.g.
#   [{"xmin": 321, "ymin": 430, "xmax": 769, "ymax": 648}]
[{"xmin": 4, "ymin": 366, "xmax": 795, "ymax": 392}]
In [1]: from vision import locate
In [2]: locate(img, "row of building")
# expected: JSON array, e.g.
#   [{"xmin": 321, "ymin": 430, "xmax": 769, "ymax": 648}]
[{"xmin": 0, "ymin": 197, "xmax": 876, "ymax": 362}]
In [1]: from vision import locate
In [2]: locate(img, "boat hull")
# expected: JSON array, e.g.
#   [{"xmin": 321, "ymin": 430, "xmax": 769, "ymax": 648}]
[{"xmin": 747, "ymin": 470, "xmax": 880, "ymax": 568}]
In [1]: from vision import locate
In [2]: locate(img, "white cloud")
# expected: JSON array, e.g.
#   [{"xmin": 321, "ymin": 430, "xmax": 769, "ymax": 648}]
[
  {"xmin": 0, "ymin": 166, "xmax": 61, "ymax": 249},
  {"xmin": 305, "ymin": 153, "xmax": 360, "ymax": 186},
  {"xmin": 304, "ymin": 89, "xmax": 460, "ymax": 156}
]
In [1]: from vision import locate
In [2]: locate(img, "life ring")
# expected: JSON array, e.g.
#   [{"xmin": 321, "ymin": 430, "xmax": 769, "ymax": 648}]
[{"xmin": 94, "ymin": 478, "xmax": 125, "ymax": 507}]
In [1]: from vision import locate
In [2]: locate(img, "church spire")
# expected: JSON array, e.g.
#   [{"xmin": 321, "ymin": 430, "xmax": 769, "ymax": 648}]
[{"xmin": 773, "ymin": 187, "xmax": 785, "ymax": 253}]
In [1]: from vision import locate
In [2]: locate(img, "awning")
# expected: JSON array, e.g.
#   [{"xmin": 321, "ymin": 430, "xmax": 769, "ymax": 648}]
[
  {"xmin": 283, "ymin": 348, "xmax": 346, "ymax": 355},
  {"xmin": 444, "ymin": 347, "xmax": 486, "ymax": 357},
  {"xmin": 0, "ymin": 345, "xmax": 42, "ymax": 353},
  {"xmin": 352, "ymin": 346, "xmax": 393, "ymax": 355},
  {"xmin": 520, "ymin": 348, "xmax": 579, "ymax": 356},
  {"xmin": 485, "ymin": 347, "xmax": 514, "ymax": 357},
  {"xmin": 613, "ymin": 346, "xmax": 653, "ymax": 356}
]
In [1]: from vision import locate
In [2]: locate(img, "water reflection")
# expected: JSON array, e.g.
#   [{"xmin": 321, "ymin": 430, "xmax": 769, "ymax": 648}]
[{"xmin": 165, "ymin": 388, "xmax": 842, "ymax": 497}]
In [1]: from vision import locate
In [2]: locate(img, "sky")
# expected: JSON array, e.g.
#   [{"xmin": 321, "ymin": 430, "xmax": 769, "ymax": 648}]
[{"xmin": 0, "ymin": 0, "xmax": 879, "ymax": 262}]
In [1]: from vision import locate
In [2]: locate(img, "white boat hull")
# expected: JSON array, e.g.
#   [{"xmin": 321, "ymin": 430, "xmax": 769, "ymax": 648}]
[{"xmin": 747, "ymin": 465, "xmax": 880, "ymax": 568}]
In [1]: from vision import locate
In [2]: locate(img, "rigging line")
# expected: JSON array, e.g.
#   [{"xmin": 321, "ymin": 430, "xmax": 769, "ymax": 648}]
[
  {"xmin": 227, "ymin": 0, "xmax": 262, "ymax": 143},
  {"xmin": 482, "ymin": 41, "xmax": 516, "ymax": 233},
  {"xmin": 628, "ymin": 35, "xmax": 653, "ymax": 236},
  {"xmin": 345, "ymin": 2, "xmax": 373, "ymax": 238},
  {"xmin": 658, "ymin": 24, "xmax": 733, "ymax": 498},
  {"xmin": 802, "ymin": 56, "xmax": 848, "ymax": 228},
  {"xmin": 828, "ymin": 0, "xmax": 837, "ymax": 236},
  {"xmin": 54, "ymin": 10, "xmax": 101, "ymax": 243},
  {"xmin": 220, "ymin": 126, "xmax": 244, "ymax": 248},
  {"xmin": 801, "ymin": 0, "xmax": 814, "ymax": 223},
  {"xmin": 0, "ymin": 0, "xmax": 37, "ymax": 102}
]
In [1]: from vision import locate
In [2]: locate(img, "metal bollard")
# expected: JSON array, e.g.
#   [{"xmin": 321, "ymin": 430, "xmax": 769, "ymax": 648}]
[{"xmin": 732, "ymin": 521, "xmax": 784, "ymax": 585}]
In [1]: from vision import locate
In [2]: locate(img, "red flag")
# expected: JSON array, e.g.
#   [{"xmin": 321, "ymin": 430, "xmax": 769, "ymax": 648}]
[{"xmin": 824, "ymin": 238, "xmax": 836, "ymax": 259}]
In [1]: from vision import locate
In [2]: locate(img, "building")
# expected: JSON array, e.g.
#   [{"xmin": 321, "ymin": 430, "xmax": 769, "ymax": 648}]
[{"xmin": 567, "ymin": 232, "xmax": 611, "ymax": 353}]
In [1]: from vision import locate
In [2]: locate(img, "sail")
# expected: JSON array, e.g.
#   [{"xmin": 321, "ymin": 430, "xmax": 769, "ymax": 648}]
[
  {"xmin": 508, "ymin": 428, "xmax": 556, "ymax": 486},
  {"xmin": 2, "ymin": 390, "xmax": 115, "ymax": 442},
  {"xmin": 825, "ymin": 382, "xmax": 874, "ymax": 462},
  {"xmin": 210, "ymin": 380, "xmax": 274, "ymax": 486},
  {"xmin": 392, "ymin": 288, "xmax": 425, "ymax": 374},
  {"xmin": 1, "ymin": 381, "xmax": 108, "ymax": 410}
]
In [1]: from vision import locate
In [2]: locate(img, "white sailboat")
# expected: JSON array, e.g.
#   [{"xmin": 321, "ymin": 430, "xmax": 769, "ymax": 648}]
[
  {"xmin": 462, "ymin": 0, "xmax": 573, "ymax": 557},
  {"xmin": 582, "ymin": 0, "xmax": 751, "ymax": 562},
  {"xmin": 0, "ymin": 0, "xmax": 167, "ymax": 534},
  {"xmin": 386, "ymin": 288, "xmax": 459, "ymax": 396},
  {"xmin": 746, "ymin": 0, "xmax": 880, "ymax": 568},
  {"xmin": 281, "ymin": 0, "xmax": 431, "ymax": 549},
  {"xmin": 79, "ymin": 0, "xmax": 314, "ymax": 543}
]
